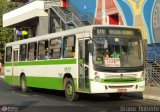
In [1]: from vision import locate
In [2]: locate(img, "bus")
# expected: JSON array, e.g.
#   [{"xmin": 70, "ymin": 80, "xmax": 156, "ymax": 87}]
[{"xmin": 4, "ymin": 25, "xmax": 145, "ymax": 101}]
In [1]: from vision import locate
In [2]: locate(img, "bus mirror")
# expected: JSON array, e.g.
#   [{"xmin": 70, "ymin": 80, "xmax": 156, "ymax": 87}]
[{"xmin": 88, "ymin": 43, "xmax": 93, "ymax": 53}]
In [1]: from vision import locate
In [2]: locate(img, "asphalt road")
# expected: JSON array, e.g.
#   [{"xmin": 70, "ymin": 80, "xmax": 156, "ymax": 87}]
[{"xmin": 0, "ymin": 77, "xmax": 160, "ymax": 112}]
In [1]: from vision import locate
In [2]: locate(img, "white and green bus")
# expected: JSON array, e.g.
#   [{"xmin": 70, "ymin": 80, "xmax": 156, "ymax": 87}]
[{"xmin": 5, "ymin": 25, "xmax": 145, "ymax": 101}]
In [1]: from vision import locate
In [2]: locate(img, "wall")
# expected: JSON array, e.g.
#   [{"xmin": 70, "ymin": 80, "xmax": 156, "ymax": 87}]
[
  {"xmin": 68, "ymin": 0, "xmax": 159, "ymax": 44},
  {"xmin": 36, "ymin": 17, "xmax": 48, "ymax": 36},
  {"xmin": 115, "ymin": 0, "xmax": 157, "ymax": 44},
  {"xmin": 153, "ymin": 0, "xmax": 160, "ymax": 43}
]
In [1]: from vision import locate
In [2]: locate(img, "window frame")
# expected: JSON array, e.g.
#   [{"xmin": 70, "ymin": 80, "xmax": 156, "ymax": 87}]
[
  {"xmin": 49, "ymin": 37, "xmax": 62, "ymax": 59},
  {"xmin": 38, "ymin": 40, "xmax": 49, "ymax": 60},
  {"xmin": 5, "ymin": 47, "xmax": 12, "ymax": 62},
  {"xmin": 63, "ymin": 35, "xmax": 76, "ymax": 58},
  {"xmin": 27, "ymin": 42, "xmax": 37, "ymax": 61},
  {"xmin": 19, "ymin": 44, "xmax": 27, "ymax": 61}
]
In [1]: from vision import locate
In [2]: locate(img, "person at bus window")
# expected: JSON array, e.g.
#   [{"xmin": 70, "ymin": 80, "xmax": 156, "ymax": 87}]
[
  {"xmin": 111, "ymin": 51, "xmax": 120, "ymax": 58},
  {"xmin": 71, "ymin": 46, "xmax": 75, "ymax": 57},
  {"xmin": 45, "ymin": 48, "xmax": 49, "ymax": 59},
  {"xmin": 104, "ymin": 52, "xmax": 109, "ymax": 61},
  {"xmin": 94, "ymin": 52, "xmax": 103, "ymax": 65}
]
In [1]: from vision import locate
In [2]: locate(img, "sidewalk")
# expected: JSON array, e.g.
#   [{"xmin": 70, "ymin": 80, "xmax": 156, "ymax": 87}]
[
  {"xmin": 143, "ymin": 87, "xmax": 160, "ymax": 101},
  {"xmin": 0, "ymin": 66, "xmax": 4, "ymax": 79},
  {"xmin": 124, "ymin": 87, "xmax": 160, "ymax": 101}
]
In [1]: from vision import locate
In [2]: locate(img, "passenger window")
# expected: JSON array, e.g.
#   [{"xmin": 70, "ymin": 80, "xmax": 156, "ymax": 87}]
[
  {"xmin": 28, "ymin": 42, "xmax": 37, "ymax": 61},
  {"xmin": 6, "ymin": 47, "xmax": 12, "ymax": 62},
  {"xmin": 50, "ymin": 38, "xmax": 62, "ymax": 59},
  {"xmin": 19, "ymin": 44, "xmax": 27, "ymax": 61},
  {"xmin": 14, "ymin": 50, "xmax": 18, "ymax": 62},
  {"xmin": 38, "ymin": 40, "xmax": 48, "ymax": 60},
  {"xmin": 63, "ymin": 35, "xmax": 75, "ymax": 58}
]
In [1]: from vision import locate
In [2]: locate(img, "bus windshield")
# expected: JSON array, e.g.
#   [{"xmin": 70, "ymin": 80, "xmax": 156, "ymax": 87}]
[{"xmin": 93, "ymin": 37, "xmax": 143, "ymax": 68}]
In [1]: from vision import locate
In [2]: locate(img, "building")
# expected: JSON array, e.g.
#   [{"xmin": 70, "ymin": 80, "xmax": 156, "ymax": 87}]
[{"xmin": 2, "ymin": 0, "xmax": 160, "ymax": 44}]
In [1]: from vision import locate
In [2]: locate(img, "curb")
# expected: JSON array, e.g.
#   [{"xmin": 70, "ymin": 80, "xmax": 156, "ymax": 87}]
[
  {"xmin": 143, "ymin": 95, "xmax": 160, "ymax": 101},
  {"xmin": 123, "ymin": 92, "xmax": 160, "ymax": 101}
]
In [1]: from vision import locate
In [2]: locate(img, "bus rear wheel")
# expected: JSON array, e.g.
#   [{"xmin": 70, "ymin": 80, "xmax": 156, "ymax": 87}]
[
  {"xmin": 20, "ymin": 75, "xmax": 28, "ymax": 93},
  {"xmin": 108, "ymin": 93, "xmax": 122, "ymax": 100},
  {"xmin": 64, "ymin": 78, "xmax": 79, "ymax": 101}
]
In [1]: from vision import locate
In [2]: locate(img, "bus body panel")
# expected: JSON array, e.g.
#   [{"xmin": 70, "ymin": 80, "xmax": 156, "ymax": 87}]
[
  {"xmin": 4, "ymin": 25, "xmax": 145, "ymax": 95},
  {"xmin": 5, "ymin": 60, "xmax": 78, "ymax": 90},
  {"xmin": 90, "ymin": 81, "xmax": 145, "ymax": 93},
  {"xmin": 89, "ymin": 71, "xmax": 145, "ymax": 93}
]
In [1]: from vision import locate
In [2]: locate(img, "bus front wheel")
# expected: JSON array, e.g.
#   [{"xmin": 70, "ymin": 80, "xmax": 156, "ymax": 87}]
[
  {"xmin": 65, "ymin": 78, "xmax": 79, "ymax": 101},
  {"xmin": 20, "ymin": 75, "xmax": 28, "ymax": 93}
]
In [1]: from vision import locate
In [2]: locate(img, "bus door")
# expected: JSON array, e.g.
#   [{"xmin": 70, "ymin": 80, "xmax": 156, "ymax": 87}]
[
  {"xmin": 12, "ymin": 47, "xmax": 19, "ymax": 85},
  {"xmin": 78, "ymin": 38, "xmax": 90, "ymax": 91}
]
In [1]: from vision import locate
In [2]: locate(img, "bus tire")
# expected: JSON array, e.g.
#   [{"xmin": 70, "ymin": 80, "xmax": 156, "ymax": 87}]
[
  {"xmin": 20, "ymin": 75, "xmax": 28, "ymax": 93},
  {"xmin": 65, "ymin": 78, "xmax": 79, "ymax": 101},
  {"xmin": 108, "ymin": 93, "xmax": 122, "ymax": 100}
]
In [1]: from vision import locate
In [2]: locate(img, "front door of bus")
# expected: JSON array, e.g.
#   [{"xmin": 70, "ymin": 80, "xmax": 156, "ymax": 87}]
[
  {"xmin": 12, "ymin": 47, "xmax": 19, "ymax": 85},
  {"xmin": 78, "ymin": 38, "xmax": 90, "ymax": 91}
]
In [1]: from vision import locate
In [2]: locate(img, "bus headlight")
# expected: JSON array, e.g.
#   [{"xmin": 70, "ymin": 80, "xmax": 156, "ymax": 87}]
[
  {"xmin": 95, "ymin": 76, "xmax": 100, "ymax": 82},
  {"xmin": 140, "ymin": 71, "xmax": 145, "ymax": 81}
]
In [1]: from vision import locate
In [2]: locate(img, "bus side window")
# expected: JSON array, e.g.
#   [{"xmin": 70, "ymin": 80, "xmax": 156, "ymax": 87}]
[
  {"xmin": 28, "ymin": 42, "xmax": 37, "ymax": 61},
  {"xmin": 38, "ymin": 40, "xmax": 48, "ymax": 60},
  {"xmin": 19, "ymin": 44, "xmax": 27, "ymax": 61},
  {"xmin": 6, "ymin": 47, "xmax": 12, "ymax": 62},
  {"xmin": 14, "ymin": 50, "xmax": 18, "ymax": 62},
  {"xmin": 50, "ymin": 37, "xmax": 62, "ymax": 59},
  {"xmin": 63, "ymin": 35, "xmax": 75, "ymax": 58}
]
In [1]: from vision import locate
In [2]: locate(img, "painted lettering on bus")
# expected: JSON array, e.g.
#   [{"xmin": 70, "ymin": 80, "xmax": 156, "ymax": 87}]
[
  {"xmin": 6, "ymin": 69, "xmax": 11, "ymax": 73},
  {"xmin": 64, "ymin": 67, "xmax": 71, "ymax": 73}
]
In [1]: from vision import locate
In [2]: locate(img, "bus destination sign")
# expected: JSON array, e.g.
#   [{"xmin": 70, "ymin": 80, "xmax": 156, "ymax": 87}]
[
  {"xmin": 108, "ymin": 29, "xmax": 134, "ymax": 36},
  {"xmin": 93, "ymin": 27, "xmax": 138, "ymax": 37}
]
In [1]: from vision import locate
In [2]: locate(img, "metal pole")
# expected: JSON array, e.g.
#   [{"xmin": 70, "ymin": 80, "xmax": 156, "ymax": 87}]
[{"xmin": 13, "ymin": 28, "xmax": 17, "ymax": 41}]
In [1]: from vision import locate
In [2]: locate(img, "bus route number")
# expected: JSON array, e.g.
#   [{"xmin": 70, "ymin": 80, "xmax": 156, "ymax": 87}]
[{"xmin": 96, "ymin": 29, "xmax": 106, "ymax": 35}]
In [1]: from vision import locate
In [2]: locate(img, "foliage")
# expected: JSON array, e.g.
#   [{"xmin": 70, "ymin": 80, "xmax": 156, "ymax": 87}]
[{"xmin": 0, "ymin": 0, "xmax": 17, "ymax": 61}]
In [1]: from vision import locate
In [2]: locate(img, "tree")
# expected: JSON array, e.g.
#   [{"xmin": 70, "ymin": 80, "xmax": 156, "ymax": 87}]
[{"xmin": 0, "ymin": 0, "xmax": 16, "ymax": 62}]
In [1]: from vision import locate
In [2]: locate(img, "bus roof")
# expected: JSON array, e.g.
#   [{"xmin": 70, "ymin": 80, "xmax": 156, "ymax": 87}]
[{"xmin": 6, "ymin": 25, "xmax": 138, "ymax": 47}]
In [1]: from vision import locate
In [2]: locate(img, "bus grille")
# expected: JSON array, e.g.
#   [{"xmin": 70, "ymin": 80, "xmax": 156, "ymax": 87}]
[{"xmin": 108, "ymin": 85, "xmax": 134, "ymax": 89}]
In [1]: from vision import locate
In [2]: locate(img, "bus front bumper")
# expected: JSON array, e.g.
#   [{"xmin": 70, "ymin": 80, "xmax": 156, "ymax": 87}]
[{"xmin": 90, "ymin": 81, "xmax": 145, "ymax": 93}]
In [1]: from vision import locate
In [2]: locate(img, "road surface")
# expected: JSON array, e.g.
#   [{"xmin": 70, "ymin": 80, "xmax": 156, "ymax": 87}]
[{"xmin": 0, "ymin": 77, "xmax": 160, "ymax": 112}]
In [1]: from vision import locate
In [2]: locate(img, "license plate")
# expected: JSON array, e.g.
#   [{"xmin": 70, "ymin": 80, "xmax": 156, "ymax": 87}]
[{"xmin": 117, "ymin": 89, "xmax": 127, "ymax": 92}]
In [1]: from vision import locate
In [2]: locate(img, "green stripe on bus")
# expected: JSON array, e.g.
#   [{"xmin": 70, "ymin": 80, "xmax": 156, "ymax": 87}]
[
  {"xmin": 5, "ymin": 59, "xmax": 76, "ymax": 66},
  {"xmin": 5, "ymin": 76, "xmax": 63, "ymax": 90},
  {"xmin": 5, "ymin": 76, "xmax": 77, "ymax": 91},
  {"xmin": 26, "ymin": 77, "xmax": 63, "ymax": 90},
  {"xmin": 101, "ymin": 78, "xmax": 140, "ymax": 83},
  {"xmin": 5, "ymin": 76, "xmax": 12, "ymax": 84},
  {"xmin": 90, "ymin": 78, "xmax": 141, "ymax": 84}
]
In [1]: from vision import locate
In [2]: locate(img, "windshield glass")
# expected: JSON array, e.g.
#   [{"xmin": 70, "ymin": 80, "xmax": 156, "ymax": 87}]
[{"xmin": 93, "ymin": 37, "xmax": 143, "ymax": 68}]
